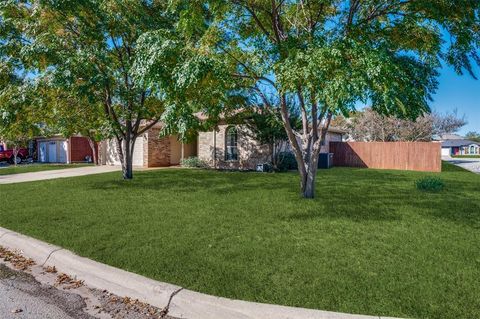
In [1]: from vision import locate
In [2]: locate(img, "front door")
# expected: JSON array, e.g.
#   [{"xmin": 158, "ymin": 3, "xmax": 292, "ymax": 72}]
[{"xmin": 48, "ymin": 142, "xmax": 57, "ymax": 162}]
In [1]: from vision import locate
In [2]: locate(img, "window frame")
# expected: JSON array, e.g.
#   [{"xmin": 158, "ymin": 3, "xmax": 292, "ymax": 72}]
[{"xmin": 225, "ymin": 126, "xmax": 239, "ymax": 161}]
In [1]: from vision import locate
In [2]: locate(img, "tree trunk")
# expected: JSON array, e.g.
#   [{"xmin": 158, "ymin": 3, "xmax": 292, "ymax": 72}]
[
  {"xmin": 300, "ymin": 153, "xmax": 320, "ymax": 199},
  {"xmin": 13, "ymin": 146, "xmax": 19, "ymax": 167},
  {"xmin": 87, "ymin": 138, "xmax": 98, "ymax": 165},
  {"xmin": 120, "ymin": 136, "xmax": 135, "ymax": 180},
  {"xmin": 279, "ymin": 94, "xmax": 333, "ymax": 199}
]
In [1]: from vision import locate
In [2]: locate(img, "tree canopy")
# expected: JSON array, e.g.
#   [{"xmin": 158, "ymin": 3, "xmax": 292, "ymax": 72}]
[
  {"xmin": 1, "ymin": 0, "xmax": 479, "ymax": 196},
  {"xmin": 183, "ymin": 0, "xmax": 480, "ymax": 197},
  {"xmin": 0, "ymin": 0, "xmax": 220, "ymax": 178}
]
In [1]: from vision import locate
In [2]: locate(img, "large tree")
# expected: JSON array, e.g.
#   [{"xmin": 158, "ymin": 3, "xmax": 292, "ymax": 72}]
[
  {"xmin": 0, "ymin": 0, "xmax": 190, "ymax": 179},
  {"xmin": 336, "ymin": 108, "xmax": 467, "ymax": 142},
  {"xmin": 196, "ymin": 0, "xmax": 480, "ymax": 198},
  {"xmin": 465, "ymin": 131, "xmax": 480, "ymax": 142},
  {"xmin": 41, "ymin": 88, "xmax": 107, "ymax": 165},
  {"xmin": 0, "ymin": 73, "xmax": 41, "ymax": 166}
]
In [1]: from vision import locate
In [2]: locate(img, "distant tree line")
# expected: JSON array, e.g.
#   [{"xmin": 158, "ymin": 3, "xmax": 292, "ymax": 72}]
[{"xmin": 333, "ymin": 108, "xmax": 467, "ymax": 142}]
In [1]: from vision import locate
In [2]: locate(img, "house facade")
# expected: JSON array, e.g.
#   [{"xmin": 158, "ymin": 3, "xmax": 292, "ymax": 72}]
[
  {"xmin": 198, "ymin": 124, "xmax": 344, "ymax": 170},
  {"xmin": 37, "ymin": 136, "xmax": 98, "ymax": 163},
  {"xmin": 101, "ymin": 122, "xmax": 344, "ymax": 170},
  {"xmin": 441, "ymin": 139, "xmax": 480, "ymax": 156},
  {"xmin": 100, "ymin": 124, "xmax": 197, "ymax": 167}
]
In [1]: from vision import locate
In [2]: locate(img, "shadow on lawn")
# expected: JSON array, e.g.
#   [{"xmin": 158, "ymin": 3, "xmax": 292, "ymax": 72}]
[
  {"xmin": 89, "ymin": 167, "xmax": 480, "ymax": 226},
  {"xmin": 91, "ymin": 169, "xmax": 297, "ymax": 194},
  {"xmin": 413, "ymin": 180, "xmax": 480, "ymax": 228}
]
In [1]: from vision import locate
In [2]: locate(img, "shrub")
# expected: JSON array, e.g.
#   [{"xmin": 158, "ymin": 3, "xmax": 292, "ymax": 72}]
[
  {"xmin": 180, "ymin": 156, "xmax": 208, "ymax": 168},
  {"xmin": 415, "ymin": 177, "xmax": 445, "ymax": 192},
  {"xmin": 275, "ymin": 152, "xmax": 298, "ymax": 172}
]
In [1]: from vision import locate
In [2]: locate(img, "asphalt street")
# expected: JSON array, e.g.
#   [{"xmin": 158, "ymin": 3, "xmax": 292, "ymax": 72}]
[{"xmin": 0, "ymin": 264, "xmax": 94, "ymax": 319}]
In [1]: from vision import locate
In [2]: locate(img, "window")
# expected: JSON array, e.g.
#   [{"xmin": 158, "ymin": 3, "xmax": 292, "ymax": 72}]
[
  {"xmin": 225, "ymin": 126, "xmax": 238, "ymax": 161},
  {"xmin": 470, "ymin": 145, "xmax": 476, "ymax": 155}
]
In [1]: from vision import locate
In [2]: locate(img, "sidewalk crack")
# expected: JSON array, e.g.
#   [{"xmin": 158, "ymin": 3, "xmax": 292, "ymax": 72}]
[
  {"xmin": 160, "ymin": 287, "xmax": 183, "ymax": 318},
  {"xmin": 42, "ymin": 248, "xmax": 64, "ymax": 266}
]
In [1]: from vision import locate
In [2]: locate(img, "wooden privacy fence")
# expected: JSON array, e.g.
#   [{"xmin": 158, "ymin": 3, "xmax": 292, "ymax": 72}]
[{"xmin": 329, "ymin": 142, "xmax": 442, "ymax": 172}]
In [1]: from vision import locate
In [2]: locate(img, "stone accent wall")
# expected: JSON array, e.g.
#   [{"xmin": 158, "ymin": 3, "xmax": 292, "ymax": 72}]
[
  {"xmin": 198, "ymin": 124, "xmax": 271, "ymax": 170},
  {"xmin": 198, "ymin": 127, "xmax": 344, "ymax": 170},
  {"xmin": 143, "ymin": 128, "xmax": 171, "ymax": 167}
]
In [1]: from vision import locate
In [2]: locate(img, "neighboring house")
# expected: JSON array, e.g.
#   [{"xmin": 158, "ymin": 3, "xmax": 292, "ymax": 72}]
[
  {"xmin": 441, "ymin": 139, "xmax": 480, "ymax": 156},
  {"xmin": 99, "ymin": 123, "xmax": 197, "ymax": 167},
  {"xmin": 37, "ymin": 136, "xmax": 98, "ymax": 163}
]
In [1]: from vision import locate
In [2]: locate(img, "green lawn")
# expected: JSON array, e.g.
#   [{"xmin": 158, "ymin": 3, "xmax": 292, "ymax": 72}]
[
  {"xmin": 0, "ymin": 163, "xmax": 92, "ymax": 175},
  {"xmin": 452, "ymin": 155, "xmax": 480, "ymax": 158},
  {"xmin": 0, "ymin": 163, "xmax": 479, "ymax": 319}
]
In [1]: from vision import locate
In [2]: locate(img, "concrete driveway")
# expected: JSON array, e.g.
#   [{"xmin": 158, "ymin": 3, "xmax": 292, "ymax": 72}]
[
  {"xmin": 0, "ymin": 166, "xmax": 121, "ymax": 185},
  {"xmin": 443, "ymin": 156, "xmax": 480, "ymax": 174}
]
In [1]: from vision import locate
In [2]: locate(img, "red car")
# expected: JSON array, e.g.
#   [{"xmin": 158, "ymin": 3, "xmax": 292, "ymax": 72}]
[{"xmin": 0, "ymin": 145, "xmax": 29, "ymax": 164}]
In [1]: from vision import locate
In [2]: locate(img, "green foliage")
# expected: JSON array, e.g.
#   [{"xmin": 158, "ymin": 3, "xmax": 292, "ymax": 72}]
[
  {"xmin": 451, "ymin": 155, "xmax": 480, "ymax": 159},
  {"xmin": 465, "ymin": 131, "xmax": 480, "ymax": 143},
  {"xmin": 240, "ymin": 108, "xmax": 300, "ymax": 145},
  {"xmin": 191, "ymin": 0, "xmax": 479, "ymax": 197},
  {"xmin": 204, "ymin": 0, "xmax": 479, "ymax": 119},
  {"xmin": 275, "ymin": 152, "xmax": 298, "ymax": 172},
  {"xmin": 0, "ymin": 78, "xmax": 43, "ymax": 152},
  {"xmin": 180, "ymin": 156, "xmax": 208, "ymax": 168},
  {"xmin": 415, "ymin": 177, "xmax": 445, "ymax": 192},
  {"xmin": 1, "ymin": 0, "xmax": 223, "ymax": 176}
]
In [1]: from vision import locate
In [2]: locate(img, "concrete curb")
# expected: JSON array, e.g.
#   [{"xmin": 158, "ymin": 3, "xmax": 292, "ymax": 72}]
[
  {"xmin": 0, "ymin": 226, "xmax": 399, "ymax": 319},
  {"xmin": 0, "ymin": 229, "xmax": 62, "ymax": 265}
]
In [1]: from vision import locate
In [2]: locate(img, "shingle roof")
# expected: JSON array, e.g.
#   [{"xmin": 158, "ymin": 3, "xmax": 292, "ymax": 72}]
[
  {"xmin": 442, "ymin": 139, "xmax": 480, "ymax": 147},
  {"xmin": 439, "ymin": 133, "xmax": 465, "ymax": 140}
]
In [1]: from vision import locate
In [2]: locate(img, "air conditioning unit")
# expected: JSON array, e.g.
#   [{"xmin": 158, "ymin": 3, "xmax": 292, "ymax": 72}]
[
  {"xmin": 256, "ymin": 163, "xmax": 272, "ymax": 172},
  {"xmin": 318, "ymin": 153, "xmax": 334, "ymax": 169}
]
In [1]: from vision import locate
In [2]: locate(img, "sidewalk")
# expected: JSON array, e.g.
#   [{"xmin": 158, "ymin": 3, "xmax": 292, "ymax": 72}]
[
  {"xmin": 0, "ymin": 166, "xmax": 121, "ymax": 184},
  {"xmin": 443, "ymin": 156, "xmax": 480, "ymax": 174}
]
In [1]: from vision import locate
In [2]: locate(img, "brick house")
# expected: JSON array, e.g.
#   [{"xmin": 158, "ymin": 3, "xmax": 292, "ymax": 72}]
[
  {"xmin": 100, "ymin": 123, "xmax": 197, "ymax": 168},
  {"xmin": 198, "ymin": 124, "xmax": 345, "ymax": 170},
  {"xmin": 37, "ymin": 136, "xmax": 98, "ymax": 163},
  {"xmin": 100, "ymin": 121, "xmax": 344, "ymax": 170}
]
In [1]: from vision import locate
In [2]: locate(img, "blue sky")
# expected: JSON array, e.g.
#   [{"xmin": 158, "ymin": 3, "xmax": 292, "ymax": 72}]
[{"xmin": 430, "ymin": 64, "xmax": 479, "ymax": 135}]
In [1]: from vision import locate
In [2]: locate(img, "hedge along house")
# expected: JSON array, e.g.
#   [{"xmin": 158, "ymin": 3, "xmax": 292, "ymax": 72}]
[
  {"xmin": 37, "ymin": 135, "xmax": 98, "ymax": 163},
  {"xmin": 99, "ymin": 122, "xmax": 197, "ymax": 168}
]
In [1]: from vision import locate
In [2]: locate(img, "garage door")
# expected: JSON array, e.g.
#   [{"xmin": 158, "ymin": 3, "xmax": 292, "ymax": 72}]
[
  {"xmin": 441, "ymin": 148, "xmax": 451, "ymax": 156},
  {"xmin": 132, "ymin": 137, "xmax": 144, "ymax": 166},
  {"xmin": 58, "ymin": 141, "xmax": 68, "ymax": 163},
  {"xmin": 105, "ymin": 137, "xmax": 144, "ymax": 166}
]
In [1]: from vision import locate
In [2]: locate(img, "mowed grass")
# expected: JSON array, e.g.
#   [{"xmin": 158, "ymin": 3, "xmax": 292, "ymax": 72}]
[
  {"xmin": 0, "ymin": 163, "xmax": 92, "ymax": 175},
  {"xmin": 452, "ymin": 155, "xmax": 480, "ymax": 158},
  {"xmin": 0, "ymin": 163, "xmax": 479, "ymax": 318}
]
